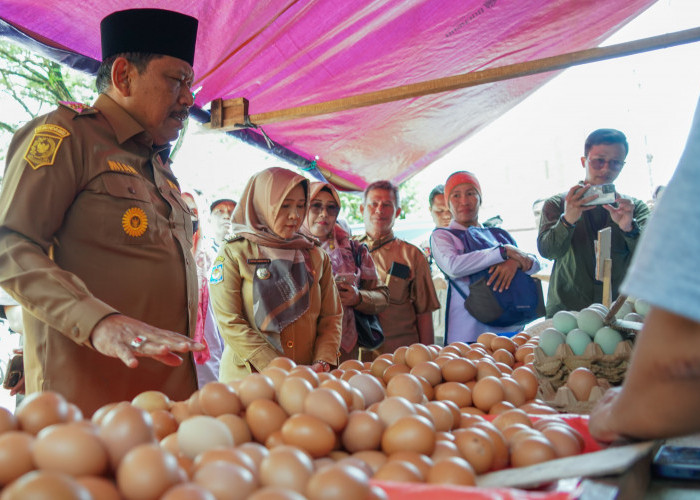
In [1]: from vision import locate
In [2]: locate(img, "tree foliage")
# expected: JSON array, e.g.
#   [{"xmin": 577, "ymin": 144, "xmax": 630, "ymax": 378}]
[
  {"xmin": 0, "ymin": 39, "xmax": 96, "ymax": 134},
  {"xmin": 0, "ymin": 39, "xmax": 97, "ymax": 169},
  {"xmin": 0, "ymin": 39, "xmax": 189, "ymax": 164}
]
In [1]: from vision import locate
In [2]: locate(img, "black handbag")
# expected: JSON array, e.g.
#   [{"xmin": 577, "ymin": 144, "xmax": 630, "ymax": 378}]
[{"xmin": 350, "ymin": 241, "xmax": 385, "ymax": 350}]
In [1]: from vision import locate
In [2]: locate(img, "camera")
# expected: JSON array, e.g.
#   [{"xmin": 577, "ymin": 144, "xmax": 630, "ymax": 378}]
[{"xmin": 582, "ymin": 183, "xmax": 616, "ymax": 206}]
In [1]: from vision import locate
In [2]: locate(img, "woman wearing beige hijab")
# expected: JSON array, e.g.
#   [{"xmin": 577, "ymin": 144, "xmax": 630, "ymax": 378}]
[
  {"xmin": 209, "ymin": 167, "xmax": 342, "ymax": 381},
  {"xmin": 301, "ymin": 182, "xmax": 388, "ymax": 362}
]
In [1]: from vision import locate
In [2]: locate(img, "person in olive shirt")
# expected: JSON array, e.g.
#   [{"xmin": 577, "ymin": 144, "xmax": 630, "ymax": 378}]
[
  {"xmin": 0, "ymin": 9, "xmax": 204, "ymax": 415},
  {"xmin": 537, "ymin": 129, "xmax": 650, "ymax": 317},
  {"xmin": 354, "ymin": 181, "xmax": 440, "ymax": 357}
]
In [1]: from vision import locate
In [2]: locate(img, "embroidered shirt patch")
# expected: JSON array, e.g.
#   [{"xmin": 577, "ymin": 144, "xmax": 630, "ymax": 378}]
[
  {"xmin": 23, "ymin": 124, "xmax": 70, "ymax": 170},
  {"xmin": 122, "ymin": 207, "xmax": 148, "ymax": 237},
  {"xmin": 210, "ymin": 263, "xmax": 224, "ymax": 284}
]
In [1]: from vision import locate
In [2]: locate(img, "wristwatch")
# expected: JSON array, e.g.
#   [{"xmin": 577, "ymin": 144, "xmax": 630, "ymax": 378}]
[
  {"xmin": 622, "ymin": 218, "xmax": 640, "ymax": 237},
  {"xmin": 498, "ymin": 245, "xmax": 508, "ymax": 261},
  {"xmin": 560, "ymin": 214, "xmax": 576, "ymax": 229}
]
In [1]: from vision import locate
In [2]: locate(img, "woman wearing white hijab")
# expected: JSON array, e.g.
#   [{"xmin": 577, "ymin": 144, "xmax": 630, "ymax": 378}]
[{"xmin": 209, "ymin": 168, "xmax": 342, "ymax": 381}]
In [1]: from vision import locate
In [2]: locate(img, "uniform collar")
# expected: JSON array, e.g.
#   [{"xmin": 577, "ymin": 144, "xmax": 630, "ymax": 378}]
[
  {"xmin": 361, "ymin": 230, "xmax": 396, "ymax": 250},
  {"xmin": 94, "ymin": 94, "xmax": 150, "ymax": 146}
]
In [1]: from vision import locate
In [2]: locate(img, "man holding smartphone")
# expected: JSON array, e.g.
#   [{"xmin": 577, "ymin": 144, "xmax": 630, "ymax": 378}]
[
  {"xmin": 537, "ymin": 129, "xmax": 650, "ymax": 316},
  {"xmin": 354, "ymin": 181, "xmax": 440, "ymax": 357}
]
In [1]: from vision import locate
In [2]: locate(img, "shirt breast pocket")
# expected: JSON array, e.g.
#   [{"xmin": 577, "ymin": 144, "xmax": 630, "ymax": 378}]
[
  {"xmin": 168, "ymin": 192, "xmax": 194, "ymax": 245},
  {"xmin": 386, "ymin": 274, "xmax": 411, "ymax": 305},
  {"xmin": 100, "ymin": 173, "xmax": 156, "ymax": 245}
]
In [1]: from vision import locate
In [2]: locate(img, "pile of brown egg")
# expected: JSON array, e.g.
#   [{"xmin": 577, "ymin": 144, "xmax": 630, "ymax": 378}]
[{"xmin": 0, "ymin": 334, "xmax": 587, "ymax": 500}]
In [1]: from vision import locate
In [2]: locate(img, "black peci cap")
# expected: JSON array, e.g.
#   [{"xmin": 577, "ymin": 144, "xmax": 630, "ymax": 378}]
[
  {"xmin": 210, "ymin": 199, "xmax": 237, "ymax": 213},
  {"xmin": 101, "ymin": 8, "xmax": 198, "ymax": 66}
]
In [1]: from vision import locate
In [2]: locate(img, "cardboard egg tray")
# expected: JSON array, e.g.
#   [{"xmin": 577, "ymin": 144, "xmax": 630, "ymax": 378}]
[
  {"xmin": 536, "ymin": 375, "xmax": 612, "ymax": 414},
  {"xmin": 533, "ymin": 340, "xmax": 633, "ymax": 391}
]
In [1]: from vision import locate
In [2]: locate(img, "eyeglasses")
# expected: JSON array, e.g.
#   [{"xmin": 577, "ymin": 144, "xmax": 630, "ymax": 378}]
[
  {"xmin": 587, "ymin": 157, "xmax": 625, "ymax": 171},
  {"xmin": 309, "ymin": 202, "xmax": 340, "ymax": 216}
]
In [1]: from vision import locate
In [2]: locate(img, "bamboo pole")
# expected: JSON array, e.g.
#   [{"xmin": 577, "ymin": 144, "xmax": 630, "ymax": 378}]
[{"xmin": 209, "ymin": 26, "xmax": 700, "ymax": 130}]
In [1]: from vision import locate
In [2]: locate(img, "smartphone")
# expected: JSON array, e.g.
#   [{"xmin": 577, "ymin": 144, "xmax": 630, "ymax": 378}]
[
  {"xmin": 652, "ymin": 445, "xmax": 700, "ymax": 480},
  {"xmin": 582, "ymin": 183, "xmax": 616, "ymax": 206},
  {"xmin": 2, "ymin": 354, "xmax": 23, "ymax": 390}
]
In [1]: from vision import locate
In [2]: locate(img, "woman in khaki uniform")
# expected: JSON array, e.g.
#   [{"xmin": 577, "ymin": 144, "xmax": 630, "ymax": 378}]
[{"xmin": 209, "ymin": 168, "xmax": 342, "ymax": 381}]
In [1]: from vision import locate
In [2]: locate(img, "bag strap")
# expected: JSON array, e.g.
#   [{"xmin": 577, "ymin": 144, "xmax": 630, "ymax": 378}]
[
  {"xmin": 350, "ymin": 240, "xmax": 366, "ymax": 269},
  {"xmin": 433, "ymin": 227, "xmax": 497, "ymax": 299},
  {"xmin": 434, "ymin": 227, "xmax": 474, "ymax": 252},
  {"xmin": 445, "ymin": 275, "xmax": 469, "ymax": 299}
]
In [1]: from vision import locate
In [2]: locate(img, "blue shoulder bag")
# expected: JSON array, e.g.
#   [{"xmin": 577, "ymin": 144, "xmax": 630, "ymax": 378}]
[{"xmin": 441, "ymin": 227, "xmax": 545, "ymax": 327}]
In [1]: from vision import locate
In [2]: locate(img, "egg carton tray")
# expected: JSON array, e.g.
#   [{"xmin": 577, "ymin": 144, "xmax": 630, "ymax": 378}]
[
  {"xmin": 533, "ymin": 340, "xmax": 633, "ymax": 391},
  {"xmin": 537, "ymin": 377, "xmax": 612, "ymax": 415}
]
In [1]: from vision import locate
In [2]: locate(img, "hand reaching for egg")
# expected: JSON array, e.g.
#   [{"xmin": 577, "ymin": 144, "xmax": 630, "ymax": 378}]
[
  {"xmin": 90, "ymin": 314, "xmax": 204, "ymax": 368},
  {"xmin": 310, "ymin": 360, "xmax": 331, "ymax": 373},
  {"xmin": 588, "ymin": 386, "xmax": 624, "ymax": 443}
]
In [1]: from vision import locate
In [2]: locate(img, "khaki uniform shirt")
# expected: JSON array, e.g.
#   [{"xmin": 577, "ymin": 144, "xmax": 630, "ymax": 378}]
[
  {"xmin": 0, "ymin": 95, "xmax": 198, "ymax": 415},
  {"xmin": 209, "ymin": 238, "xmax": 343, "ymax": 381},
  {"xmin": 354, "ymin": 232, "xmax": 439, "ymax": 354}
]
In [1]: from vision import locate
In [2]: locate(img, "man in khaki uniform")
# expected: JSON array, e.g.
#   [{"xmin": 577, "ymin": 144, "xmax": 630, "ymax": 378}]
[
  {"xmin": 354, "ymin": 181, "xmax": 440, "ymax": 357},
  {"xmin": 0, "ymin": 8, "xmax": 204, "ymax": 415}
]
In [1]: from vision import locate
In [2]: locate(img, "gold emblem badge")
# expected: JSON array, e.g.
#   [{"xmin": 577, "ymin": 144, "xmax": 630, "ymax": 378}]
[
  {"xmin": 210, "ymin": 263, "xmax": 224, "ymax": 284},
  {"xmin": 23, "ymin": 124, "xmax": 70, "ymax": 170},
  {"xmin": 256, "ymin": 267, "xmax": 271, "ymax": 280},
  {"xmin": 122, "ymin": 207, "xmax": 148, "ymax": 237}
]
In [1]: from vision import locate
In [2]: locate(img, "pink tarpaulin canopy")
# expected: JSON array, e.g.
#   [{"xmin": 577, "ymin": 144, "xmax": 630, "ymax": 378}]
[{"xmin": 0, "ymin": 0, "xmax": 657, "ymax": 189}]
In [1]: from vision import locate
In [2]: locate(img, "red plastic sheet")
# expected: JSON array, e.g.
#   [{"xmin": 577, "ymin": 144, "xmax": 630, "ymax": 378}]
[
  {"xmin": 0, "ymin": 0, "xmax": 657, "ymax": 188},
  {"xmin": 372, "ymin": 482, "xmax": 576, "ymax": 500},
  {"xmin": 372, "ymin": 415, "xmax": 600, "ymax": 500}
]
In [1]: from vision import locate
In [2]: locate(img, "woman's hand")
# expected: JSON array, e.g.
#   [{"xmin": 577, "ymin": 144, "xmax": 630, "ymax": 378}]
[
  {"xmin": 310, "ymin": 360, "xmax": 331, "ymax": 373},
  {"xmin": 336, "ymin": 283, "xmax": 361, "ymax": 307},
  {"xmin": 9, "ymin": 375, "xmax": 25, "ymax": 396},
  {"xmin": 486, "ymin": 260, "xmax": 520, "ymax": 292},
  {"xmin": 504, "ymin": 245, "xmax": 534, "ymax": 271}
]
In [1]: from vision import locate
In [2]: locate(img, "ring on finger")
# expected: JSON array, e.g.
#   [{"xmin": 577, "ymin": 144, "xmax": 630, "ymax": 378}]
[{"xmin": 130, "ymin": 336, "xmax": 147, "ymax": 349}]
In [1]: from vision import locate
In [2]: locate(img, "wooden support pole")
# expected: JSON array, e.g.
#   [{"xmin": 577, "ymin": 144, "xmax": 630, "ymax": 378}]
[
  {"xmin": 208, "ymin": 26, "xmax": 700, "ymax": 131},
  {"xmin": 602, "ymin": 259, "xmax": 613, "ymax": 309}
]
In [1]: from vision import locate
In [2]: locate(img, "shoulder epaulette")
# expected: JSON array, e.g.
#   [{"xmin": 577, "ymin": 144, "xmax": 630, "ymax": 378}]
[
  {"xmin": 225, "ymin": 234, "xmax": 245, "ymax": 243},
  {"xmin": 58, "ymin": 101, "xmax": 99, "ymax": 116}
]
